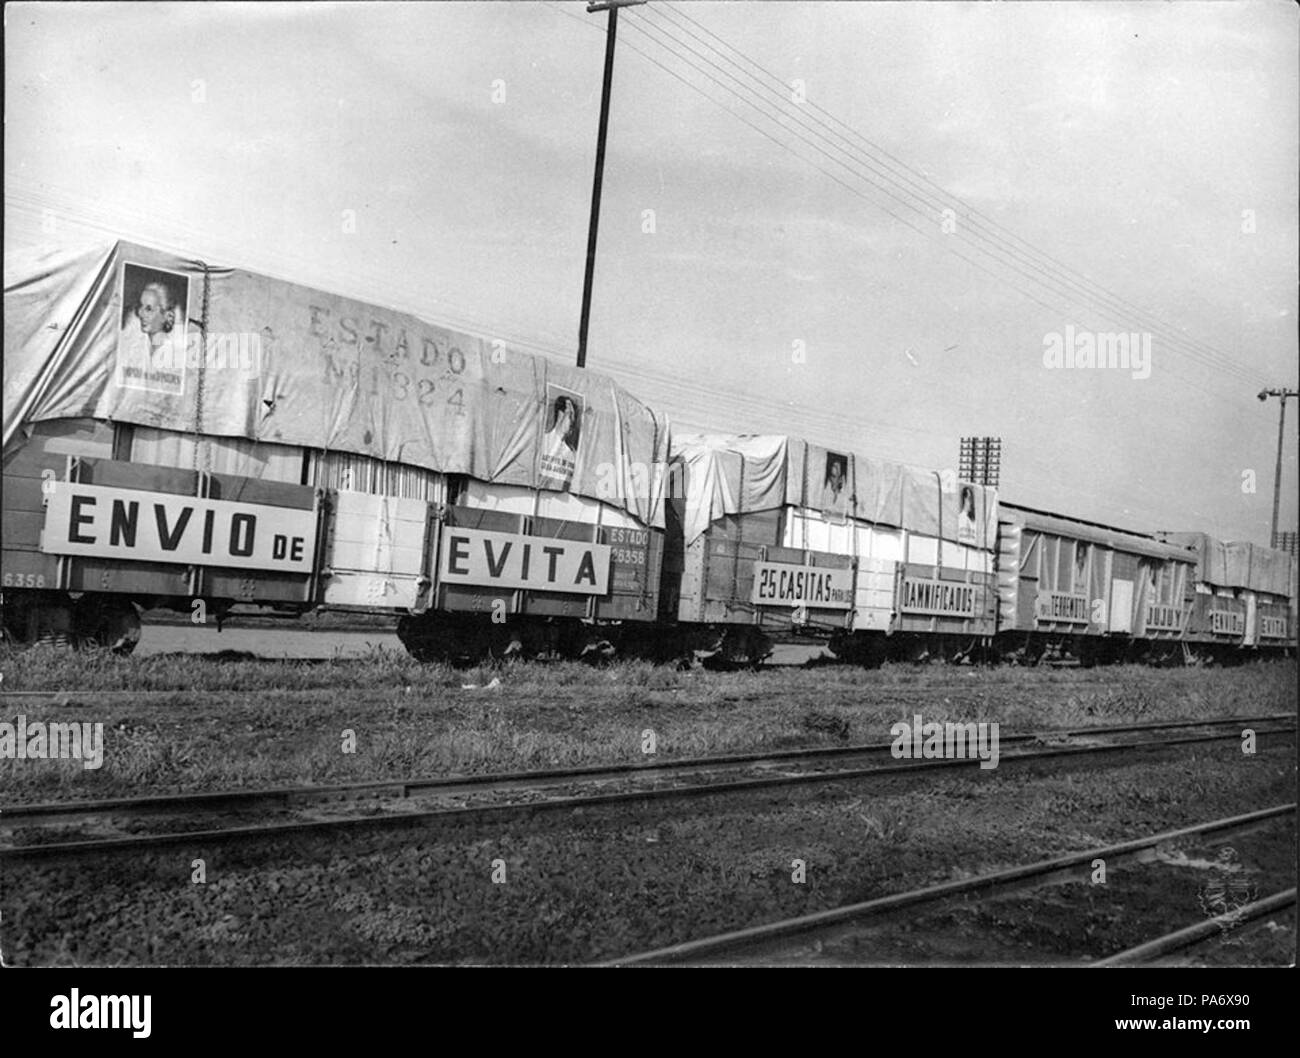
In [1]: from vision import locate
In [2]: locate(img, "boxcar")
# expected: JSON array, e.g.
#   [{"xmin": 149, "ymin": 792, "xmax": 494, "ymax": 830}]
[{"xmin": 995, "ymin": 503, "xmax": 1197, "ymax": 664}]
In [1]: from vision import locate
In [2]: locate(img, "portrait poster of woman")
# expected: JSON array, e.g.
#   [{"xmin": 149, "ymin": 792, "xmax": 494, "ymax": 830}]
[
  {"xmin": 538, "ymin": 384, "xmax": 584, "ymax": 490},
  {"xmin": 115, "ymin": 262, "xmax": 193, "ymax": 396},
  {"xmin": 821, "ymin": 451, "xmax": 850, "ymax": 522},
  {"xmin": 958, "ymin": 483, "xmax": 978, "ymax": 545}
]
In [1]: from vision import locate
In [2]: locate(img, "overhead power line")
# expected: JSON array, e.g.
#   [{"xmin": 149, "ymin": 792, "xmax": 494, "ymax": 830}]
[
  {"xmin": 653, "ymin": 1, "xmax": 1267, "ymax": 388},
  {"xmin": 562, "ymin": 16, "xmax": 1243, "ymax": 408},
  {"xmin": 624, "ymin": 3, "xmax": 1269, "ymax": 390}
]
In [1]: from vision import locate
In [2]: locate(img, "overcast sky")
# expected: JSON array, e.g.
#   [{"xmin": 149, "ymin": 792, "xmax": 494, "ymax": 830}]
[{"xmin": 6, "ymin": 1, "xmax": 1297, "ymax": 543}]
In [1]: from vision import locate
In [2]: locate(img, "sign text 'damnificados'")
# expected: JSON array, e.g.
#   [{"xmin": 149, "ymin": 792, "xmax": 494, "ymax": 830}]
[
  {"xmin": 41, "ymin": 484, "xmax": 316, "ymax": 574},
  {"xmin": 899, "ymin": 576, "xmax": 977, "ymax": 617},
  {"xmin": 439, "ymin": 527, "xmax": 611, "ymax": 595}
]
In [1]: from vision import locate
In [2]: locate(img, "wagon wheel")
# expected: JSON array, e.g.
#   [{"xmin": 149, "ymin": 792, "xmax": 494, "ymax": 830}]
[
  {"xmin": 395, "ymin": 614, "xmax": 448, "ymax": 663},
  {"xmin": 728, "ymin": 628, "xmax": 773, "ymax": 670},
  {"xmin": 1, "ymin": 594, "xmax": 81, "ymax": 651},
  {"xmin": 75, "ymin": 598, "xmax": 142, "ymax": 656}
]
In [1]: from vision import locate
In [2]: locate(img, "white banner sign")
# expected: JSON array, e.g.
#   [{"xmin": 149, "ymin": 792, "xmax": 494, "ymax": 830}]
[
  {"xmin": 1035, "ymin": 591, "xmax": 1090, "ymax": 624},
  {"xmin": 1260, "ymin": 615, "xmax": 1288, "ymax": 639},
  {"xmin": 1210, "ymin": 610, "xmax": 1245, "ymax": 635},
  {"xmin": 900, "ymin": 577, "xmax": 977, "ymax": 617},
  {"xmin": 439, "ymin": 527, "xmax": 610, "ymax": 595},
  {"xmin": 42, "ymin": 483, "xmax": 316, "ymax": 574},
  {"xmin": 1145, "ymin": 603, "xmax": 1185, "ymax": 631},
  {"xmin": 751, "ymin": 562, "xmax": 853, "ymax": 609}
]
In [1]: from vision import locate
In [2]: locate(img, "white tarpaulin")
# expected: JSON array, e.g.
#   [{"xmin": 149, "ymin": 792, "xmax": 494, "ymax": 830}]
[
  {"xmin": 672, "ymin": 433, "xmax": 998, "ymax": 549},
  {"xmin": 1160, "ymin": 531, "xmax": 1295, "ymax": 595},
  {"xmin": 4, "ymin": 240, "xmax": 670, "ymax": 527}
]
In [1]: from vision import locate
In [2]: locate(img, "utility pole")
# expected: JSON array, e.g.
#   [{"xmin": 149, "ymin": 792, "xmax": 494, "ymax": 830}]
[
  {"xmin": 576, "ymin": 0, "xmax": 645, "ymax": 369},
  {"xmin": 958, "ymin": 436, "xmax": 1002, "ymax": 488},
  {"xmin": 1257, "ymin": 387, "xmax": 1298, "ymax": 548}
]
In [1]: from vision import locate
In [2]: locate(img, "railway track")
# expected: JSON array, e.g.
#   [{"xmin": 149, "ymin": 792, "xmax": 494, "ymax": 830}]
[
  {"xmin": 1091, "ymin": 888, "xmax": 1297, "ymax": 966},
  {"xmin": 2, "ymin": 715, "xmax": 1291, "ymax": 861},
  {"xmin": 601, "ymin": 805, "xmax": 1297, "ymax": 965}
]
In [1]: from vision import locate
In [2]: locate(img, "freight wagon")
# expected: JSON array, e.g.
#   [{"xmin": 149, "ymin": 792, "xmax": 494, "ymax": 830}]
[
  {"xmin": 1154, "ymin": 531, "xmax": 1296, "ymax": 660},
  {"xmin": 660, "ymin": 434, "xmax": 999, "ymax": 667},
  {"xmin": 5, "ymin": 239, "xmax": 1296, "ymax": 668},
  {"xmin": 2, "ymin": 240, "xmax": 671, "ymax": 659},
  {"xmin": 993, "ymin": 503, "xmax": 1198, "ymax": 665}
]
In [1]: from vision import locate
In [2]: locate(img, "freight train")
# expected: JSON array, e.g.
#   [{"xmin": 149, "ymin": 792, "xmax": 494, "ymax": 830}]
[{"xmin": 3, "ymin": 241, "xmax": 1296, "ymax": 664}]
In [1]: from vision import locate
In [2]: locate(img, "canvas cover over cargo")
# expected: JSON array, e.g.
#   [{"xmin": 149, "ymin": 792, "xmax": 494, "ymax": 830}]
[
  {"xmin": 1157, "ymin": 531, "xmax": 1294, "ymax": 597},
  {"xmin": 4, "ymin": 240, "xmax": 670, "ymax": 528},
  {"xmin": 670, "ymin": 433, "xmax": 998, "ymax": 550},
  {"xmin": 662, "ymin": 433, "xmax": 999, "ymax": 650}
]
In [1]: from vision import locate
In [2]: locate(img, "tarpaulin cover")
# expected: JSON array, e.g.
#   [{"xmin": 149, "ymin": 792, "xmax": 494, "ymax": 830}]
[
  {"xmin": 671, "ymin": 433, "xmax": 997, "ymax": 549},
  {"xmin": 1157, "ymin": 531, "xmax": 1230, "ymax": 584},
  {"xmin": 3, "ymin": 240, "xmax": 670, "ymax": 527},
  {"xmin": 1227, "ymin": 543, "xmax": 1294, "ymax": 595},
  {"xmin": 1158, "ymin": 531, "xmax": 1295, "ymax": 595}
]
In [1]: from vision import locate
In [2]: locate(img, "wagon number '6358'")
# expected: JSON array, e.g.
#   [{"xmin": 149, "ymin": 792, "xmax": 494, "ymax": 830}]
[
  {"xmin": 606, "ymin": 528, "xmax": 649, "ymax": 566},
  {"xmin": 2, "ymin": 573, "xmax": 46, "ymax": 588}
]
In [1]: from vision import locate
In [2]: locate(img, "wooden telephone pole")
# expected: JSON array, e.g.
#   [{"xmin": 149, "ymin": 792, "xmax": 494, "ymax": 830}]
[
  {"xmin": 1258, "ymin": 387, "xmax": 1298, "ymax": 547},
  {"xmin": 576, "ymin": 0, "xmax": 646, "ymax": 368}
]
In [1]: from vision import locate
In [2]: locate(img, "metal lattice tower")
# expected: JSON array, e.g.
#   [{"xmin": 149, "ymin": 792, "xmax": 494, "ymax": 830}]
[{"xmin": 958, "ymin": 437, "xmax": 1002, "ymax": 488}]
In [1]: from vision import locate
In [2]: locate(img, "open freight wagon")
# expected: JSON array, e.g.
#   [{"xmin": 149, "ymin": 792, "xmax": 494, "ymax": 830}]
[
  {"xmin": 2, "ymin": 241, "xmax": 670, "ymax": 660},
  {"xmin": 1155, "ymin": 531, "xmax": 1296, "ymax": 659},
  {"xmin": 660, "ymin": 434, "xmax": 999, "ymax": 666}
]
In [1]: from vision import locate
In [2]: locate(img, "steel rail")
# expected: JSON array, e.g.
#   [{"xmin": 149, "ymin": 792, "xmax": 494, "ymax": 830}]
[
  {"xmin": 1091, "ymin": 888, "xmax": 1297, "ymax": 966},
  {"xmin": 2, "ymin": 728, "xmax": 1292, "ymax": 862},
  {"xmin": 2, "ymin": 714, "xmax": 1290, "ymax": 820},
  {"xmin": 599, "ymin": 805, "xmax": 1297, "ymax": 965}
]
